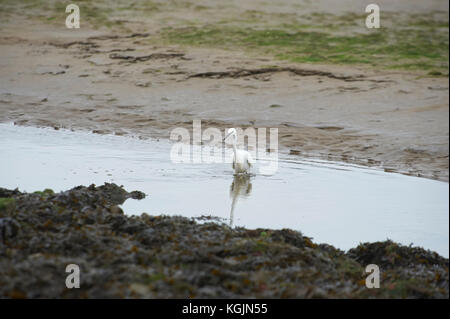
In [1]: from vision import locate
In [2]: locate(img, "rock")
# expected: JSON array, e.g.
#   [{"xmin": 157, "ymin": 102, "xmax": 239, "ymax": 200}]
[
  {"xmin": 135, "ymin": 80, "xmax": 151, "ymax": 88},
  {"xmin": 0, "ymin": 218, "xmax": 20, "ymax": 242},
  {"xmin": 129, "ymin": 190, "xmax": 145, "ymax": 200},
  {"xmin": 0, "ymin": 184, "xmax": 447, "ymax": 298},
  {"xmin": 110, "ymin": 205, "xmax": 123, "ymax": 215}
]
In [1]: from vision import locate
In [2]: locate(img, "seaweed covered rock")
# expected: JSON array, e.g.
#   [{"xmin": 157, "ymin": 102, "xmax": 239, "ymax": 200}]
[
  {"xmin": 347, "ymin": 241, "xmax": 447, "ymax": 269},
  {"xmin": 0, "ymin": 184, "xmax": 448, "ymax": 299},
  {"xmin": 347, "ymin": 241, "xmax": 449, "ymax": 298},
  {"xmin": 0, "ymin": 217, "xmax": 20, "ymax": 242}
]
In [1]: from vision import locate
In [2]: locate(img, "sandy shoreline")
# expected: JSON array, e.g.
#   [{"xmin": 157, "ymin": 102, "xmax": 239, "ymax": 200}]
[{"xmin": 0, "ymin": 1, "xmax": 448, "ymax": 181}]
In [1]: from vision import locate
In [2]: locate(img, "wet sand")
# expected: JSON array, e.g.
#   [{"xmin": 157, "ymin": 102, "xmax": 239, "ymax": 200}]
[{"xmin": 0, "ymin": 0, "xmax": 448, "ymax": 181}]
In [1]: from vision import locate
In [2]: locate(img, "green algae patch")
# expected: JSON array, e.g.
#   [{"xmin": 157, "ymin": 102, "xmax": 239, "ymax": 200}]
[
  {"xmin": 161, "ymin": 20, "xmax": 448, "ymax": 75},
  {"xmin": 33, "ymin": 189, "xmax": 55, "ymax": 197},
  {"xmin": 0, "ymin": 198, "xmax": 15, "ymax": 212}
]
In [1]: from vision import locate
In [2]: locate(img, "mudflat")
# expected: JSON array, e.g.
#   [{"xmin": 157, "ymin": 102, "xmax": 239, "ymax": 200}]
[{"xmin": 0, "ymin": 0, "xmax": 448, "ymax": 181}]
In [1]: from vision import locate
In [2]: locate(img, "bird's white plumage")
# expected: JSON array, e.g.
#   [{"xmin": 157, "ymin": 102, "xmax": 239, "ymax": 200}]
[
  {"xmin": 232, "ymin": 149, "xmax": 252, "ymax": 173},
  {"xmin": 224, "ymin": 128, "xmax": 252, "ymax": 175}
]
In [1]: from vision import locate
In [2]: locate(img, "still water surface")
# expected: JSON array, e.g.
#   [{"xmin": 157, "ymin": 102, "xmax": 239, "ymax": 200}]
[{"xmin": 1, "ymin": 123, "xmax": 448, "ymax": 256}]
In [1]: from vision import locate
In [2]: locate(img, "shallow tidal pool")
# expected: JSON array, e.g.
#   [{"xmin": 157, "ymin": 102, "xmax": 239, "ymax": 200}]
[{"xmin": 0, "ymin": 123, "xmax": 448, "ymax": 257}]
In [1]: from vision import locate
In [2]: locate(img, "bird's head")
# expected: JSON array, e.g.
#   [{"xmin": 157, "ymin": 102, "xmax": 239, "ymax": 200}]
[{"xmin": 223, "ymin": 128, "xmax": 237, "ymax": 143}]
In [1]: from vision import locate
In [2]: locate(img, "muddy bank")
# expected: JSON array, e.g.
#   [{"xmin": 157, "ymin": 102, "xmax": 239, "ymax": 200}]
[{"xmin": 0, "ymin": 183, "xmax": 448, "ymax": 298}]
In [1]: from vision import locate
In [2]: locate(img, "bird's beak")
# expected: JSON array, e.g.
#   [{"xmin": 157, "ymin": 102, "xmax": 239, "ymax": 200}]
[{"xmin": 223, "ymin": 132, "xmax": 232, "ymax": 142}]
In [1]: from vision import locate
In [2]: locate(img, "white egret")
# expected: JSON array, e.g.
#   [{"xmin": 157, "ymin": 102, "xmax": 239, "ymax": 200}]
[{"xmin": 223, "ymin": 128, "xmax": 253, "ymax": 175}]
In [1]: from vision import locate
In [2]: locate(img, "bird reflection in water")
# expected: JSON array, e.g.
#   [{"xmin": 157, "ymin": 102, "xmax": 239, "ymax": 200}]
[{"xmin": 229, "ymin": 174, "xmax": 252, "ymax": 227}]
